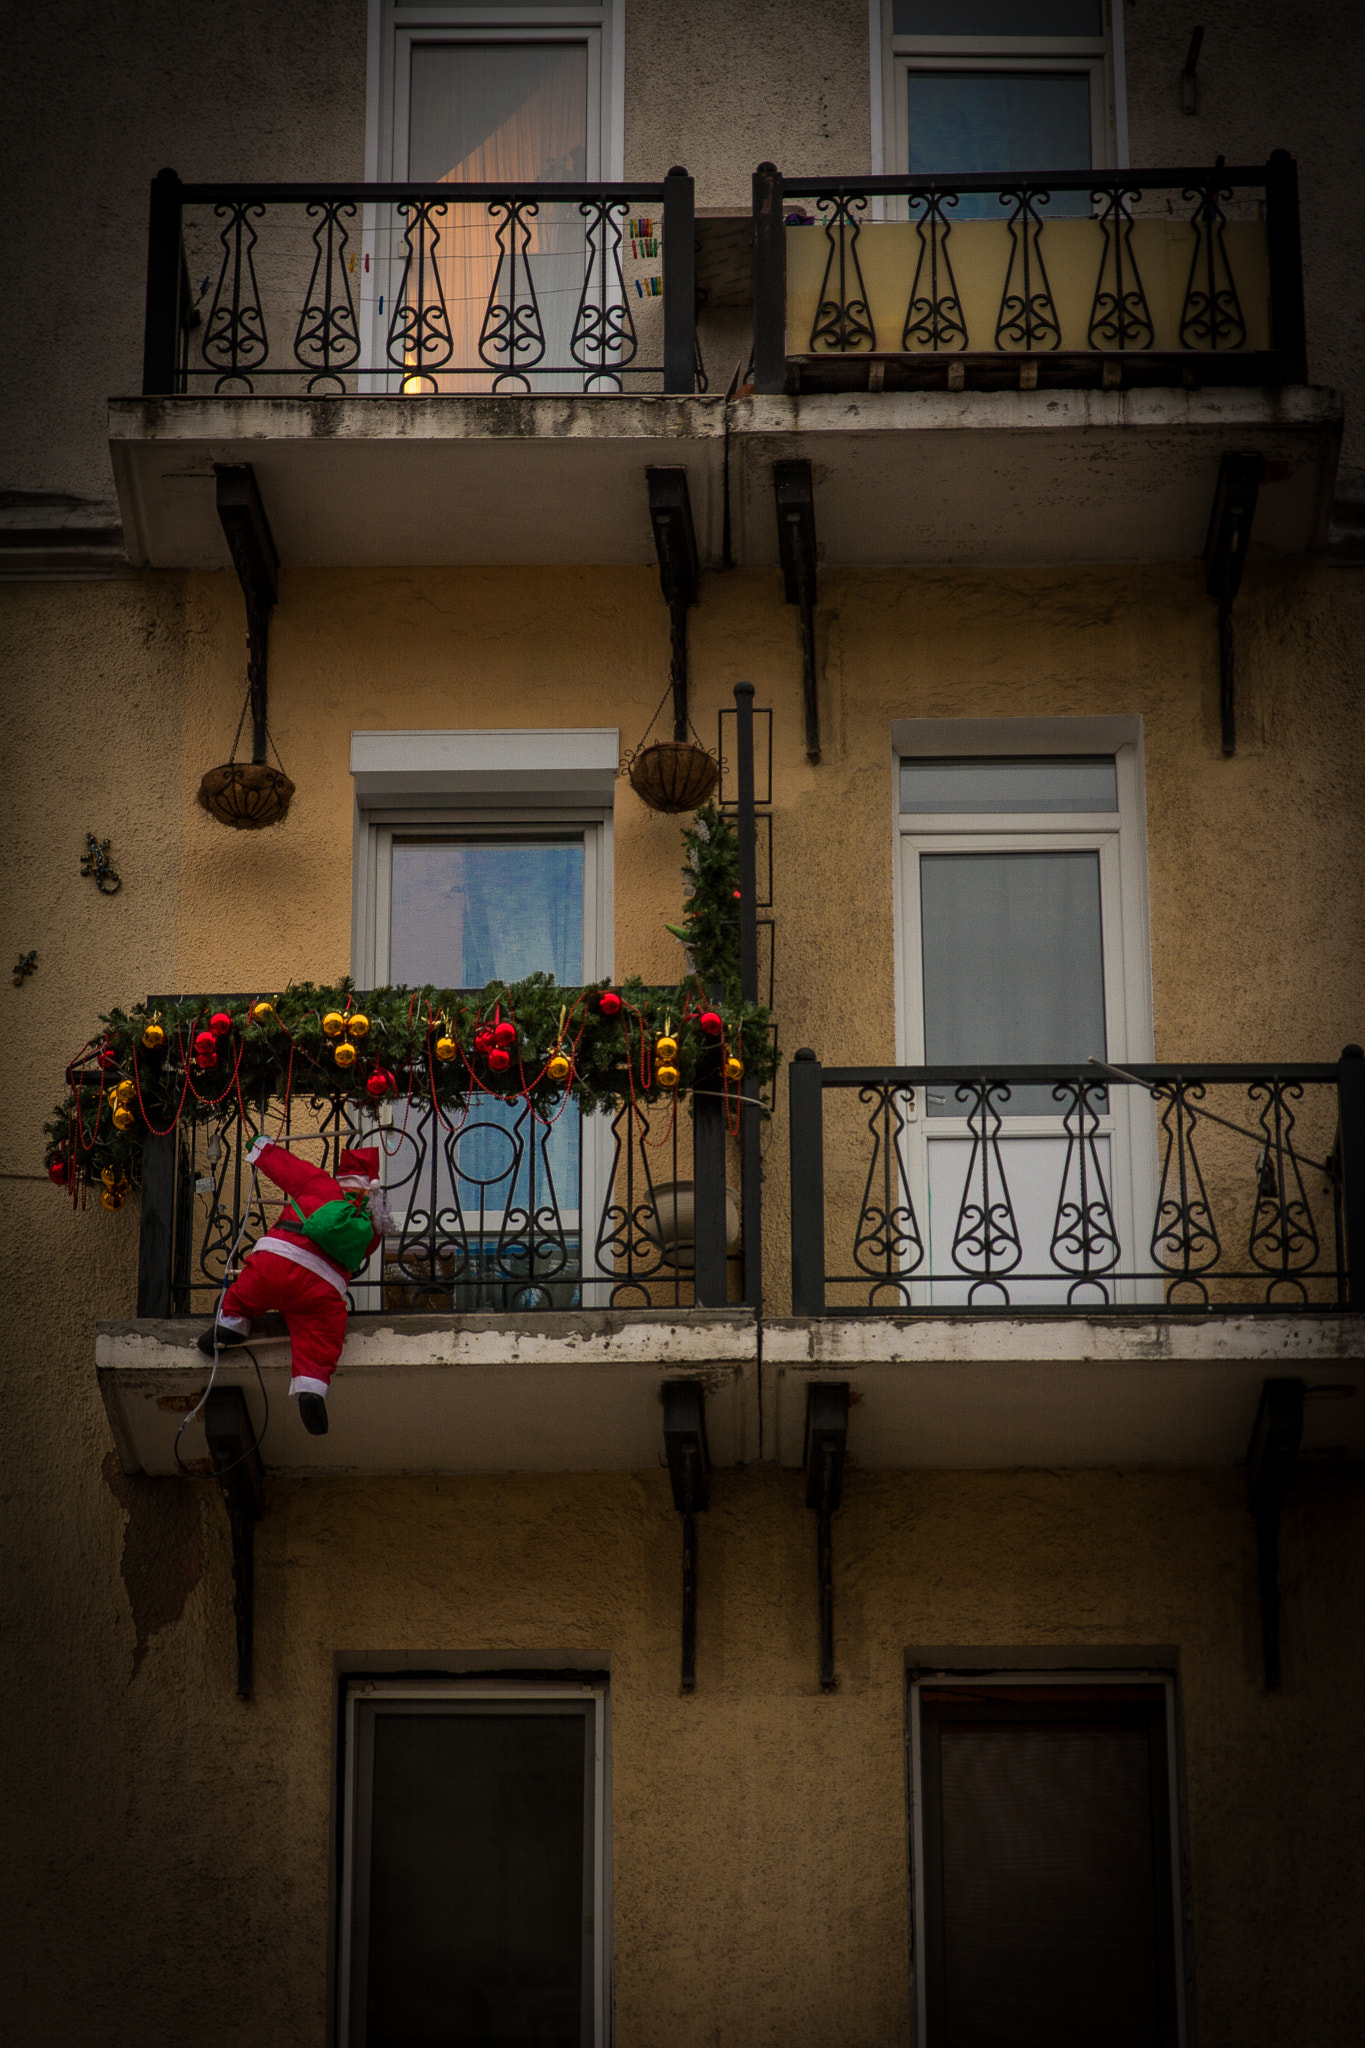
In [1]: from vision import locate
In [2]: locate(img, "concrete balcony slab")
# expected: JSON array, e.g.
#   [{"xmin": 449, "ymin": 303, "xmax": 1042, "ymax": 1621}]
[
  {"xmin": 97, "ymin": 1307, "xmax": 758, "ymax": 1478},
  {"xmin": 730, "ymin": 385, "xmax": 1342, "ymax": 567},
  {"xmin": 764, "ymin": 1314, "xmax": 1365, "ymax": 1469},
  {"xmin": 108, "ymin": 393, "xmax": 728, "ymax": 569}
]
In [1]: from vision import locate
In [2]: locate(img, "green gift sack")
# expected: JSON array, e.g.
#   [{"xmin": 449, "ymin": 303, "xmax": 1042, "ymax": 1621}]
[{"xmin": 286, "ymin": 1193, "xmax": 374, "ymax": 1275}]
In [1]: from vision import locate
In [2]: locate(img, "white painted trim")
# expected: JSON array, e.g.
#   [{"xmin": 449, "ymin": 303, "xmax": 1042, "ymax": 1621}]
[
  {"xmin": 869, "ymin": 0, "xmax": 889, "ymax": 176},
  {"xmin": 1109, "ymin": 0, "xmax": 1130, "ymax": 168},
  {"xmin": 908, "ymin": 1670, "xmax": 1187, "ymax": 2048},
  {"xmin": 606, "ymin": 0, "xmax": 625, "ymax": 180},
  {"xmin": 350, "ymin": 726, "xmax": 621, "ymax": 804}
]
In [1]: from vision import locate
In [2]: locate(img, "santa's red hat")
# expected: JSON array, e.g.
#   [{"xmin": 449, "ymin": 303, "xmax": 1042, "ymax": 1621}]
[{"xmin": 338, "ymin": 1147, "xmax": 380, "ymax": 1182}]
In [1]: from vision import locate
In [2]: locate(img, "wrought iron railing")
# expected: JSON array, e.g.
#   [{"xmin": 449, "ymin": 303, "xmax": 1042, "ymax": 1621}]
[
  {"xmin": 751, "ymin": 155, "xmax": 1306, "ymax": 393},
  {"xmin": 788, "ymin": 1051, "xmax": 1365, "ymax": 1315},
  {"xmin": 142, "ymin": 167, "xmax": 699, "ymax": 397},
  {"xmin": 134, "ymin": 1023, "xmax": 745, "ymax": 1321}
]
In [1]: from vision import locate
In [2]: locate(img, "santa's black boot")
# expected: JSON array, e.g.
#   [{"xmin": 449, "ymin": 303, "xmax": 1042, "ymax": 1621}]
[
  {"xmin": 197, "ymin": 1324, "xmax": 248, "ymax": 1357},
  {"xmin": 298, "ymin": 1393, "xmax": 329, "ymax": 1436}
]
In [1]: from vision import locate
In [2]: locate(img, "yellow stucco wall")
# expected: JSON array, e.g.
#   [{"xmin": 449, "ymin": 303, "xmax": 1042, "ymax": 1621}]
[{"xmin": 3, "ymin": 555, "xmax": 1365, "ymax": 2041}]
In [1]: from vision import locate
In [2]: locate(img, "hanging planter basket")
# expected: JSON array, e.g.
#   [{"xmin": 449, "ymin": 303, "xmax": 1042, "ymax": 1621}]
[
  {"xmin": 627, "ymin": 739, "xmax": 719, "ymax": 814},
  {"xmin": 197, "ymin": 761, "xmax": 296, "ymax": 830}
]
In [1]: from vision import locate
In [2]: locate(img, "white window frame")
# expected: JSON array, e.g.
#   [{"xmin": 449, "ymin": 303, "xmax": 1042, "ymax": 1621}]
[
  {"xmin": 338, "ymin": 1677, "xmax": 611, "ymax": 2048},
  {"xmin": 350, "ymin": 728, "xmax": 617, "ymax": 1303},
  {"xmin": 891, "ymin": 716, "xmax": 1157, "ymax": 1306},
  {"xmin": 366, "ymin": 2, "xmax": 625, "ymax": 184},
  {"xmin": 907, "ymin": 1667, "xmax": 1187, "ymax": 2048},
  {"xmin": 870, "ymin": 0, "xmax": 1128, "ymax": 179}
]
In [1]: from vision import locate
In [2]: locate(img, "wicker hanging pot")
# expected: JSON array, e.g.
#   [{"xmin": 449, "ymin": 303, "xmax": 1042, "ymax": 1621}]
[
  {"xmin": 197, "ymin": 760, "xmax": 296, "ymax": 829},
  {"xmin": 627, "ymin": 738, "xmax": 719, "ymax": 814}
]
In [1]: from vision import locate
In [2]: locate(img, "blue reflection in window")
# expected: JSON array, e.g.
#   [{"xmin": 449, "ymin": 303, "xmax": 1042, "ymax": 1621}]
[{"xmin": 907, "ymin": 70, "xmax": 1092, "ymax": 218}]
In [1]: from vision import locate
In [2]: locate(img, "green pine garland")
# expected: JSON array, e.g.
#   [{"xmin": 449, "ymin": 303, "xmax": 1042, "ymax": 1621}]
[{"xmin": 665, "ymin": 803, "xmax": 743, "ymax": 998}]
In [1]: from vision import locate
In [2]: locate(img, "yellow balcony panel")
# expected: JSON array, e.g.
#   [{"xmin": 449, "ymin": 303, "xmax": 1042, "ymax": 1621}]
[{"xmin": 108, "ymin": 392, "xmax": 727, "ymax": 570}]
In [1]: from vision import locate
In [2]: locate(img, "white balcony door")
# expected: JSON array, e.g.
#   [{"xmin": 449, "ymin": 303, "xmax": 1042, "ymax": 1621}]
[{"xmin": 895, "ymin": 734, "xmax": 1156, "ymax": 1307}]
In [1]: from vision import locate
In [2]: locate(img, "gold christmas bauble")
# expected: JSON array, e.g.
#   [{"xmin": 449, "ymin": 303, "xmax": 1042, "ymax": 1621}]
[
  {"xmin": 725, "ymin": 1055, "xmax": 744, "ymax": 1081},
  {"xmin": 101, "ymin": 1167, "xmax": 119, "ymax": 1188},
  {"xmin": 251, "ymin": 1001, "xmax": 274, "ymax": 1023},
  {"xmin": 656, "ymin": 1035, "xmax": 679, "ymax": 1063},
  {"xmin": 141, "ymin": 1022, "xmax": 165, "ymax": 1050},
  {"xmin": 114, "ymin": 1079, "xmax": 135, "ymax": 1105},
  {"xmin": 348, "ymin": 1013, "xmax": 370, "ymax": 1040},
  {"xmin": 334, "ymin": 1041, "xmax": 358, "ymax": 1068},
  {"xmin": 657, "ymin": 1063, "xmax": 680, "ymax": 1089},
  {"xmin": 112, "ymin": 1105, "xmax": 135, "ymax": 1131},
  {"xmin": 435, "ymin": 1036, "xmax": 458, "ymax": 1063},
  {"xmin": 101, "ymin": 1189, "xmax": 123, "ymax": 1212},
  {"xmin": 322, "ymin": 1011, "xmax": 345, "ymax": 1038},
  {"xmin": 547, "ymin": 1052, "xmax": 571, "ymax": 1083}
]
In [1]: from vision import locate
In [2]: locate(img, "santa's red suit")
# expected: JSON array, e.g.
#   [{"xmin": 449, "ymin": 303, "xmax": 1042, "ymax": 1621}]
[{"xmin": 208, "ymin": 1139, "xmax": 387, "ymax": 1418}]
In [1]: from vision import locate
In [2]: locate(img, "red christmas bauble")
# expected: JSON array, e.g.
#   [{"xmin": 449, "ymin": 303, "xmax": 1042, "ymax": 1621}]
[
  {"xmin": 97, "ymin": 1045, "xmax": 117, "ymax": 1069},
  {"xmin": 698, "ymin": 1010, "xmax": 723, "ymax": 1038},
  {"xmin": 194, "ymin": 1029, "xmax": 217, "ymax": 1061},
  {"xmin": 493, "ymin": 1020, "xmax": 516, "ymax": 1047},
  {"xmin": 474, "ymin": 1026, "xmax": 494, "ymax": 1051},
  {"xmin": 487, "ymin": 1047, "xmax": 511, "ymax": 1072},
  {"xmin": 366, "ymin": 1069, "xmax": 395, "ymax": 1099},
  {"xmin": 598, "ymin": 990, "xmax": 621, "ymax": 1016},
  {"xmin": 210, "ymin": 1011, "xmax": 232, "ymax": 1037},
  {"xmin": 48, "ymin": 1159, "xmax": 69, "ymax": 1186}
]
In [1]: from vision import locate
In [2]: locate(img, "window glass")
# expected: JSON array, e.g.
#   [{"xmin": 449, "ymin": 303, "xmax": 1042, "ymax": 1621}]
[
  {"xmin": 409, "ymin": 41, "xmax": 588, "ymax": 183},
  {"xmin": 360, "ymin": 1704, "xmax": 591, "ymax": 2047},
  {"xmin": 901, "ymin": 756, "xmax": 1117, "ymax": 813},
  {"xmin": 907, "ymin": 69, "xmax": 1092, "ymax": 213},
  {"xmin": 390, "ymin": 839, "xmax": 584, "ymax": 988},
  {"xmin": 920, "ymin": 848, "xmax": 1106, "ymax": 1111},
  {"xmin": 895, "ymin": 2, "xmax": 1102, "ymax": 31}
]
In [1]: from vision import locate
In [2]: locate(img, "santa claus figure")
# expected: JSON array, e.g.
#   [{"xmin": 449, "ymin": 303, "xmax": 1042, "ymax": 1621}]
[{"xmin": 198, "ymin": 1137, "xmax": 391, "ymax": 1435}]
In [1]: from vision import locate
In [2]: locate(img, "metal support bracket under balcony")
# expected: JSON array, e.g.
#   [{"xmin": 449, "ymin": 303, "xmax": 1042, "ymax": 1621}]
[
  {"xmin": 663, "ymin": 1380, "xmax": 710, "ymax": 1693},
  {"xmin": 1246, "ymin": 1376, "xmax": 1303, "ymax": 1690},
  {"xmin": 216, "ymin": 464, "xmax": 279, "ymax": 765},
  {"xmin": 1204, "ymin": 452, "xmax": 1263, "ymax": 756},
  {"xmin": 204, "ymin": 1385, "xmax": 265, "ymax": 1700},
  {"xmin": 773, "ymin": 459, "xmax": 820, "ymax": 761},
  {"xmin": 804, "ymin": 1381, "xmax": 849, "ymax": 1691},
  {"xmin": 647, "ymin": 467, "xmax": 700, "ymax": 741}
]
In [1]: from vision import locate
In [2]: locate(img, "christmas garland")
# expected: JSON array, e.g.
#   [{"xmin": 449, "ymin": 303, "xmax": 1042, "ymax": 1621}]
[{"xmin": 45, "ymin": 976, "xmax": 774, "ymax": 1203}]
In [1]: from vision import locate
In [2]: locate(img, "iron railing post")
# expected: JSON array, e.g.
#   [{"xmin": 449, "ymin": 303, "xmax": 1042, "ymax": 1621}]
[
  {"xmin": 136, "ymin": 1129, "xmax": 178, "ymax": 1318},
  {"xmin": 752, "ymin": 162, "xmax": 787, "ymax": 394},
  {"xmin": 1337, "ymin": 1044, "xmax": 1365, "ymax": 1308},
  {"xmin": 1265, "ymin": 150, "xmax": 1308, "ymax": 386},
  {"xmin": 663, "ymin": 166, "xmax": 696, "ymax": 394},
  {"xmin": 142, "ymin": 167, "xmax": 185, "ymax": 396},
  {"xmin": 734, "ymin": 683, "xmax": 763, "ymax": 1308},
  {"xmin": 693, "ymin": 1036, "xmax": 729, "ymax": 1307},
  {"xmin": 790, "ymin": 1049, "xmax": 825, "ymax": 1316}
]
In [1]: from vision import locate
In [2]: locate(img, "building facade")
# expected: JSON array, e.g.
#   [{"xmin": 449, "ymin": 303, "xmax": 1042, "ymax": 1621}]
[{"xmin": 4, "ymin": 4, "xmax": 1365, "ymax": 2043}]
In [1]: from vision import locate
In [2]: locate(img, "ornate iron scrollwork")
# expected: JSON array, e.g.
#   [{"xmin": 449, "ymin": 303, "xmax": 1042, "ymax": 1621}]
[
  {"xmin": 202, "ymin": 202, "xmax": 269, "ymax": 391},
  {"xmin": 387, "ymin": 199, "xmax": 455, "ymax": 388},
  {"xmin": 1248, "ymin": 1080, "xmax": 1320, "ymax": 1301},
  {"xmin": 478, "ymin": 195, "xmax": 547, "ymax": 390},
  {"xmin": 810, "ymin": 193, "xmax": 876, "ymax": 352},
  {"xmin": 995, "ymin": 187, "xmax": 1061, "ymax": 352},
  {"xmin": 571, "ymin": 197, "xmax": 637, "ymax": 389},
  {"xmin": 902, "ymin": 191, "xmax": 968, "ymax": 353},
  {"xmin": 1049, "ymin": 1077, "xmax": 1121, "ymax": 1302},
  {"xmin": 1088, "ymin": 185, "xmax": 1155, "ymax": 351},
  {"xmin": 852, "ymin": 1084, "xmax": 924, "ymax": 1306},
  {"xmin": 294, "ymin": 200, "xmax": 360, "ymax": 393},
  {"xmin": 951, "ymin": 1080, "xmax": 1023, "ymax": 1302},
  {"xmin": 1180, "ymin": 180, "xmax": 1247, "ymax": 350},
  {"xmin": 1150, "ymin": 1079, "xmax": 1221, "ymax": 1301}
]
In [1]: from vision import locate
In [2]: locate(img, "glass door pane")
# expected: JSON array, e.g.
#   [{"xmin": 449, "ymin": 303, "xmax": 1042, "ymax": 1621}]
[
  {"xmin": 408, "ymin": 42, "xmax": 590, "ymax": 390},
  {"xmin": 387, "ymin": 838, "xmax": 585, "ymax": 1309}
]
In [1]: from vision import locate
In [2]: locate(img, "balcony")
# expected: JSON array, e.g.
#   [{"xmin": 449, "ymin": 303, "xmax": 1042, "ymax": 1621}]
[
  {"xmin": 732, "ymin": 156, "xmax": 1340, "ymax": 568},
  {"xmin": 114, "ymin": 168, "xmax": 725, "ymax": 568}
]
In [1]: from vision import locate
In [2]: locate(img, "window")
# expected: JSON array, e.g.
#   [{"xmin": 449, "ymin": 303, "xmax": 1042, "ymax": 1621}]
[
  {"xmin": 366, "ymin": 4, "xmax": 622, "ymax": 388},
  {"xmin": 351, "ymin": 728, "xmax": 616, "ymax": 1307},
  {"xmin": 875, "ymin": 1, "xmax": 1126, "ymax": 207},
  {"xmin": 910, "ymin": 1674, "xmax": 1184, "ymax": 2047},
  {"xmin": 893, "ymin": 718, "xmax": 1155, "ymax": 1305},
  {"xmin": 339, "ymin": 1680, "xmax": 609, "ymax": 2048}
]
